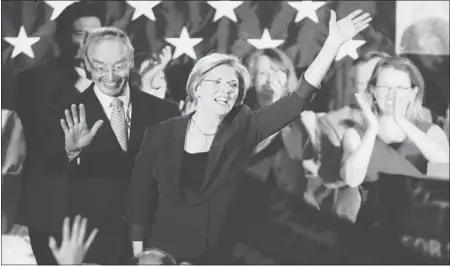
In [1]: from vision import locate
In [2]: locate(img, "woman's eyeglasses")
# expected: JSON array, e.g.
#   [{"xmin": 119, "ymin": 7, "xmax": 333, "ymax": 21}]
[
  {"xmin": 374, "ymin": 85, "xmax": 411, "ymax": 95},
  {"xmin": 203, "ymin": 79, "xmax": 239, "ymax": 91}
]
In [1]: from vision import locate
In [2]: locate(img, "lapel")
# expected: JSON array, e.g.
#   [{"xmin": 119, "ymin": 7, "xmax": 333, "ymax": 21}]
[
  {"xmin": 201, "ymin": 108, "xmax": 242, "ymax": 195},
  {"xmin": 81, "ymin": 84, "xmax": 122, "ymax": 153},
  {"xmin": 128, "ymin": 86, "xmax": 147, "ymax": 154},
  {"xmin": 166, "ymin": 115, "xmax": 204, "ymax": 204},
  {"xmin": 200, "ymin": 120, "xmax": 232, "ymax": 193}
]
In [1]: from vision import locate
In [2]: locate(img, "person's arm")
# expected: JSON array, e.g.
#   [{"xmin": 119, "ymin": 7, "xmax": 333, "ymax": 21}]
[
  {"xmin": 396, "ymin": 120, "xmax": 449, "ymax": 163},
  {"xmin": 340, "ymin": 127, "xmax": 377, "ymax": 188},
  {"xmin": 1, "ymin": 110, "xmax": 26, "ymax": 233},
  {"xmin": 247, "ymin": 10, "xmax": 372, "ymax": 147},
  {"xmin": 128, "ymin": 125, "xmax": 162, "ymax": 255},
  {"xmin": 340, "ymin": 92, "xmax": 379, "ymax": 188}
]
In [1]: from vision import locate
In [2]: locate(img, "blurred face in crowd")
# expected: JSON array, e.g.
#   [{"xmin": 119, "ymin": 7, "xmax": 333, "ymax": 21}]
[
  {"xmin": 372, "ymin": 67, "xmax": 416, "ymax": 116},
  {"xmin": 65, "ymin": 16, "xmax": 101, "ymax": 61},
  {"xmin": 87, "ymin": 38, "xmax": 131, "ymax": 97},
  {"xmin": 196, "ymin": 64, "xmax": 240, "ymax": 117},
  {"xmin": 144, "ymin": 70, "xmax": 168, "ymax": 99},
  {"xmin": 253, "ymin": 55, "xmax": 288, "ymax": 107},
  {"xmin": 353, "ymin": 57, "xmax": 382, "ymax": 93},
  {"xmin": 72, "ymin": 17, "xmax": 102, "ymax": 56}
]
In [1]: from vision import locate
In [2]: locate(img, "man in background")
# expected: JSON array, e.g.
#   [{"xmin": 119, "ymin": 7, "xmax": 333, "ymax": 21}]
[{"xmin": 13, "ymin": 2, "xmax": 103, "ymax": 264}]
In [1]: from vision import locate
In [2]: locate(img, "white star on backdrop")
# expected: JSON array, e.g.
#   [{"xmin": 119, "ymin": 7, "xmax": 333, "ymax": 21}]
[
  {"xmin": 287, "ymin": 1, "xmax": 326, "ymax": 23},
  {"xmin": 207, "ymin": 1, "xmax": 243, "ymax": 22},
  {"xmin": 45, "ymin": 1, "xmax": 79, "ymax": 20},
  {"xmin": 126, "ymin": 1, "xmax": 161, "ymax": 21},
  {"xmin": 165, "ymin": 27, "xmax": 203, "ymax": 60},
  {"xmin": 335, "ymin": 39, "xmax": 366, "ymax": 61},
  {"xmin": 247, "ymin": 29, "xmax": 285, "ymax": 49},
  {"xmin": 3, "ymin": 26, "xmax": 41, "ymax": 59}
]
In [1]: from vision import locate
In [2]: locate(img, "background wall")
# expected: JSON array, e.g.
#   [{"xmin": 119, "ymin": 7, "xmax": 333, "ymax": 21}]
[{"xmin": 1, "ymin": 1, "xmax": 448, "ymax": 115}]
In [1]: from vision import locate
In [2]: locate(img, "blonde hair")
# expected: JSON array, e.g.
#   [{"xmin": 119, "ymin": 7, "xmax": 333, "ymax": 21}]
[
  {"xmin": 368, "ymin": 56, "xmax": 426, "ymax": 122},
  {"xmin": 247, "ymin": 48, "xmax": 297, "ymax": 95},
  {"xmin": 83, "ymin": 26, "xmax": 134, "ymax": 68},
  {"xmin": 186, "ymin": 53, "xmax": 250, "ymax": 105}
]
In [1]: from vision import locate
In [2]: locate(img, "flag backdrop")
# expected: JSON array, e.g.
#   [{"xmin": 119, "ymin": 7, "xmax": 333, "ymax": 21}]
[{"xmin": 1, "ymin": 1, "xmax": 448, "ymax": 113}]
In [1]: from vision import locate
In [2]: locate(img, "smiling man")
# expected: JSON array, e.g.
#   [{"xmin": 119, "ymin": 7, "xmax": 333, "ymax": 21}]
[{"xmin": 59, "ymin": 27, "xmax": 180, "ymax": 264}]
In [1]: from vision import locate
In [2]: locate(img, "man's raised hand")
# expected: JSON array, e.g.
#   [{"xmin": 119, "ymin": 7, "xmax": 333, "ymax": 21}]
[{"xmin": 60, "ymin": 104, "xmax": 103, "ymax": 153}]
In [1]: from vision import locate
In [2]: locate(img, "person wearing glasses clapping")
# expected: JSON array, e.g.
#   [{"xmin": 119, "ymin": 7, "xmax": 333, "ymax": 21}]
[{"xmin": 340, "ymin": 56, "xmax": 449, "ymax": 227}]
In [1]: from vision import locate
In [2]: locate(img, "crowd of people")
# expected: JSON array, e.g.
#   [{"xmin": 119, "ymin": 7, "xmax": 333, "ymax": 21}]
[{"xmin": 2, "ymin": 1, "xmax": 449, "ymax": 265}]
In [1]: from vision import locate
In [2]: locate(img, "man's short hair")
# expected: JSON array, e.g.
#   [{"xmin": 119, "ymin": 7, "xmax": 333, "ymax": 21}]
[
  {"xmin": 55, "ymin": 1, "xmax": 104, "ymax": 40},
  {"xmin": 82, "ymin": 27, "xmax": 135, "ymax": 68}
]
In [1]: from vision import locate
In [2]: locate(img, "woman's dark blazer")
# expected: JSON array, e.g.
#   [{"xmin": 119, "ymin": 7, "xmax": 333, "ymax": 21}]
[{"xmin": 128, "ymin": 75, "xmax": 317, "ymax": 258}]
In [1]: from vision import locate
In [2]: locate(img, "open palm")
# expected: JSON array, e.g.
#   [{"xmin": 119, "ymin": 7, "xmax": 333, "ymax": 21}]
[
  {"xmin": 60, "ymin": 104, "xmax": 103, "ymax": 152},
  {"xmin": 355, "ymin": 92, "xmax": 378, "ymax": 130},
  {"xmin": 328, "ymin": 9, "xmax": 372, "ymax": 45},
  {"xmin": 49, "ymin": 216, "xmax": 98, "ymax": 265}
]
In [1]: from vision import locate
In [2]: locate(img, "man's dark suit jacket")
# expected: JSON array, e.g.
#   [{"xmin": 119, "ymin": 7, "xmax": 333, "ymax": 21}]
[
  {"xmin": 66, "ymin": 83, "xmax": 180, "ymax": 264},
  {"xmin": 14, "ymin": 60, "xmax": 86, "ymax": 233},
  {"xmin": 128, "ymin": 75, "xmax": 317, "ymax": 260}
]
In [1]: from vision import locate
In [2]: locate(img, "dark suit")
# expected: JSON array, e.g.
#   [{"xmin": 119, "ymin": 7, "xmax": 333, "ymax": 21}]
[
  {"xmin": 66, "ymin": 83, "xmax": 180, "ymax": 264},
  {"xmin": 15, "ymin": 60, "xmax": 83, "ymax": 232},
  {"xmin": 12, "ymin": 59, "xmax": 89, "ymax": 264},
  {"xmin": 128, "ymin": 75, "xmax": 317, "ymax": 262}
]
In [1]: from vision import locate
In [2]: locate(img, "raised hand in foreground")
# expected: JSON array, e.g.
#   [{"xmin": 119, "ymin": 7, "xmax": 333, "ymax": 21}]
[{"xmin": 49, "ymin": 215, "xmax": 98, "ymax": 265}]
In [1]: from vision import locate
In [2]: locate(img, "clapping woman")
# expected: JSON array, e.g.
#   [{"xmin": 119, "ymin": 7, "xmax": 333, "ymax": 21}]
[
  {"xmin": 129, "ymin": 9, "xmax": 372, "ymax": 264},
  {"xmin": 340, "ymin": 56, "xmax": 449, "ymax": 226}
]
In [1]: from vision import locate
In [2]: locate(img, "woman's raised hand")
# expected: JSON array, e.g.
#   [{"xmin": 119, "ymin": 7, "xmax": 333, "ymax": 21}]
[{"xmin": 328, "ymin": 9, "xmax": 372, "ymax": 45}]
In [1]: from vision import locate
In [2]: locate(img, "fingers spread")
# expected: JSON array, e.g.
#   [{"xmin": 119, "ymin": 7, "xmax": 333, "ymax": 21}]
[
  {"xmin": 90, "ymin": 120, "xmax": 104, "ymax": 137},
  {"xmin": 347, "ymin": 9, "xmax": 363, "ymax": 20},
  {"xmin": 79, "ymin": 104, "xmax": 86, "ymax": 124},
  {"xmin": 71, "ymin": 104, "xmax": 79, "ymax": 124},
  {"xmin": 71, "ymin": 215, "xmax": 81, "ymax": 241},
  {"xmin": 355, "ymin": 23, "xmax": 370, "ymax": 33},
  {"xmin": 61, "ymin": 119, "xmax": 69, "ymax": 134},
  {"xmin": 78, "ymin": 218, "xmax": 88, "ymax": 244},
  {"xmin": 84, "ymin": 228, "xmax": 99, "ymax": 251},
  {"xmin": 49, "ymin": 237, "xmax": 58, "ymax": 254},
  {"xmin": 65, "ymin": 110, "xmax": 74, "ymax": 127},
  {"xmin": 352, "ymin": 12, "xmax": 371, "ymax": 24},
  {"xmin": 62, "ymin": 217, "xmax": 70, "ymax": 242}
]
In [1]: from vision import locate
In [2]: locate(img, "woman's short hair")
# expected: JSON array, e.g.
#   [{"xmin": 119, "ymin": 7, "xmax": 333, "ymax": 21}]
[
  {"xmin": 367, "ymin": 56, "xmax": 427, "ymax": 122},
  {"xmin": 186, "ymin": 53, "xmax": 250, "ymax": 105},
  {"xmin": 82, "ymin": 27, "xmax": 135, "ymax": 68},
  {"xmin": 246, "ymin": 48, "xmax": 298, "ymax": 95}
]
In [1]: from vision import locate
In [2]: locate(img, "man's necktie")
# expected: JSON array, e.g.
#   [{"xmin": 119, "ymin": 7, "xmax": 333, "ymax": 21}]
[{"xmin": 111, "ymin": 98, "xmax": 128, "ymax": 151}]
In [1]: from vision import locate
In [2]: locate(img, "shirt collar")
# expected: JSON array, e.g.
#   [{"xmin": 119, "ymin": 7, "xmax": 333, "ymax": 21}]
[{"xmin": 93, "ymin": 83, "xmax": 131, "ymax": 110}]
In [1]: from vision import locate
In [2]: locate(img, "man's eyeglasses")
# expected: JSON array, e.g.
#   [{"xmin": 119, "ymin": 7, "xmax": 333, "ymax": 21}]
[
  {"xmin": 86, "ymin": 59, "xmax": 130, "ymax": 76},
  {"xmin": 203, "ymin": 79, "xmax": 239, "ymax": 91}
]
